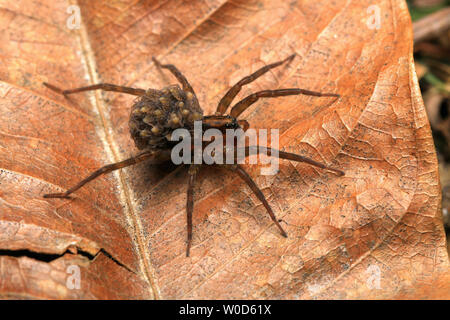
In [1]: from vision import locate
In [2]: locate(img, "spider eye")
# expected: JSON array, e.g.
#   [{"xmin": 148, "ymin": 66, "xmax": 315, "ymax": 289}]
[
  {"xmin": 225, "ymin": 122, "xmax": 236, "ymax": 129},
  {"xmin": 231, "ymin": 118, "xmax": 239, "ymax": 129}
]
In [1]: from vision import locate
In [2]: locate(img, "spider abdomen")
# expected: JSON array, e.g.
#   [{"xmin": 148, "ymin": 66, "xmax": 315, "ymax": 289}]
[{"xmin": 129, "ymin": 84, "xmax": 203, "ymax": 150}]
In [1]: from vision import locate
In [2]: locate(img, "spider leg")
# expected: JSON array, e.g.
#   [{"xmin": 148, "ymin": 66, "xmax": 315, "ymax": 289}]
[
  {"xmin": 216, "ymin": 54, "xmax": 296, "ymax": 115},
  {"xmin": 44, "ymin": 82, "xmax": 146, "ymax": 96},
  {"xmin": 43, "ymin": 151, "xmax": 156, "ymax": 199},
  {"xmin": 230, "ymin": 88, "xmax": 340, "ymax": 118},
  {"xmin": 152, "ymin": 57, "xmax": 198, "ymax": 97},
  {"xmin": 186, "ymin": 165, "xmax": 199, "ymax": 257},
  {"xmin": 244, "ymin": 146, "xmax": 344, "ymax": 176},
  {"xmin": 238, "ymin": 119, "xmax": 249, "ymax": 132},
  {"xmin": 224, "ymin": 164, "xmax": 287, "ymax": 238}
]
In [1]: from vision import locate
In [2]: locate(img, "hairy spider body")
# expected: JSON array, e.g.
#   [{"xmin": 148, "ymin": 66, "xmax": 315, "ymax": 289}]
[
  {"xmin": 43, "ymin": 54, "xmax": 344, "ymax": 257},
  {"xmin": 129, "ymin": 85, "xmax": 203, "ymax": 150}
]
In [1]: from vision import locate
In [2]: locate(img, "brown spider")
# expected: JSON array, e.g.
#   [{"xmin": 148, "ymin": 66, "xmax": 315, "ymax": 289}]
[{"xmin": 43, "ymin": 54, "xmax": 344, "ymax": 257}]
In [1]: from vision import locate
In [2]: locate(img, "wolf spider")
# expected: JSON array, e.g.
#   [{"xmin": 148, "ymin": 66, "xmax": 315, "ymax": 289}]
[{"xmin": 43, "ymin": 54, "xmax": 343, "ymax": 257}]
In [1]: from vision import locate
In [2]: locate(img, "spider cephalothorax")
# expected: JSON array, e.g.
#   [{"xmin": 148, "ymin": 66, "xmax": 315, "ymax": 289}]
[{"xmin": 43, "ymin": 53, "xmax": 344, "ymax": 257}]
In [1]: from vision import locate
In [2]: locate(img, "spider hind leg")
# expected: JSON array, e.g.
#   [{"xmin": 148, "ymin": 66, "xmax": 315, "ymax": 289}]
[
  {"xmin": 224, "ymin": 164, "xmax": 287, "ymax": 237},
  {"xmin": 43, "ymin": 151, "xmax": 156, "ymax": 199},
  {"xmin": 43, "ymin": 82, "xmax": 146, "ymax": 96},
  {"xmin": 186, "ymin": 165, "xmax": 199, "ymax": 257}
]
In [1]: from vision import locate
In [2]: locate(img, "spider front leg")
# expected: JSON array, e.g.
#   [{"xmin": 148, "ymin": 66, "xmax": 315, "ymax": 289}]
[
  {"xmin": 230, "ymin": 88, "xmax": 340, "ymax": 118},
  {"xmin": 43, "ymin": 151, "xmax": 156, "ymax": 199},
  {"xmin": 216, "ymin": 54, "xmax": 296, "ymax": 115},
  {"xmin": 223, "ymin": 164, "xmax": 288, "ymax": 238},
  {"xmin": 43, "ymin": 82, "xmax": 146, "ymax": 96}
]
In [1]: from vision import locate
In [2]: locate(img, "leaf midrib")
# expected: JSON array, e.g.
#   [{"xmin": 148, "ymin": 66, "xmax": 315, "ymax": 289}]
[{"xmin": 72, "ymin": 0, "xmax": 231, "ymax": 300}]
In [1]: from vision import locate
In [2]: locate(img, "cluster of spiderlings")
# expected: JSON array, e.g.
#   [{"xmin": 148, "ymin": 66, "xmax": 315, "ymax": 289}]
[{"xmin": 129, "ymin": 84, "xmax": 203, "ymax": 150}]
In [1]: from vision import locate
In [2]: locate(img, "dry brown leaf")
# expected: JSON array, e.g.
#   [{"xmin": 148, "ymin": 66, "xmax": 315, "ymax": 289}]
[{"xmin": 0, "ymin": 0, "xmax": 448, "ymax": 299}]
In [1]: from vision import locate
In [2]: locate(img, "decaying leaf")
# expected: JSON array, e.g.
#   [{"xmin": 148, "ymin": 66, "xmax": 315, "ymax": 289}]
[{"xmin": 0, "ymin": 0, "xmax": 448, "ymax": 299}]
